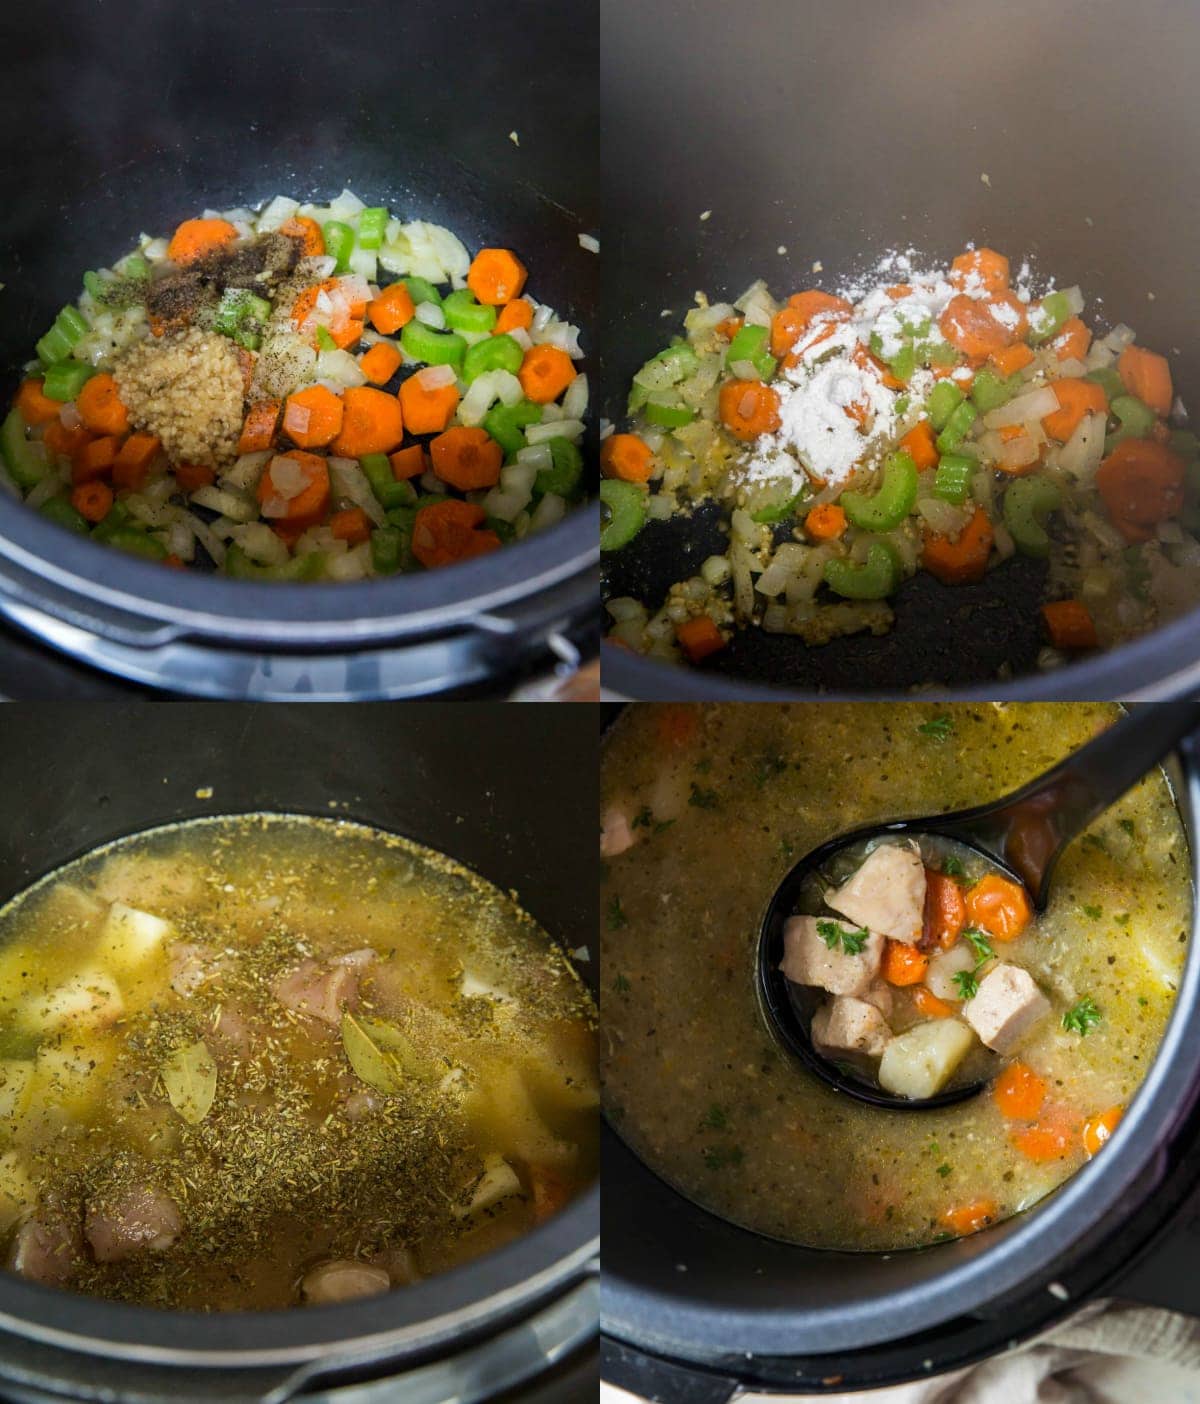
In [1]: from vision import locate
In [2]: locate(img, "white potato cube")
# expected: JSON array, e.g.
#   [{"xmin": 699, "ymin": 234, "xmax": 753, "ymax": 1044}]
[
  {"xmin": 0, "ymin": 1061, "xmax": 34, "ymax": 1123},
  {"xmin": 21, "ymin": 969, "xmax": 124, "ymax": 1034},
  {"xmin": 878, "ymin": 1019, "xmax": 975, "ymax": 1100},
  {"xmin": 34, "ymin": 1041, "xmax": 114, "ymax": 1115},
  {"xmin": 926, "ymin": 943, "xmax": 981, "ymax": 1002},
  {"xmin": 98, "ymin": 902, "xmax": 174, "ymax": 972},
  {"xmin": 453, "ymin": 1155, "xmax": 523, "ymax": 1220}
]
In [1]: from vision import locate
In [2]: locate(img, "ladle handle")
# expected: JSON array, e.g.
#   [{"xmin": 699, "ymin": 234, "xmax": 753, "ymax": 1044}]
[{"xmin": 945, "ymin": 703, "xmax": 1200, "ymax": 908}]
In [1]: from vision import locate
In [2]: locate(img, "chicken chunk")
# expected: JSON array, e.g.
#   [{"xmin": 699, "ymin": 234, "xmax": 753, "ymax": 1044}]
[
  {"xmin": 601, "ymin": 807, "xmax": 635, "ymax": 858},
  {"xmin": 301, "ymin": 1259, "xmax": 391, "ymax": 1305},
  {"xmin": 826, "ymin": 842, "xmax": 926, "ymax": 943},
  {"xmin": 167, "ymin": 942, "xmax": 229, "ymax": 997},
  {"xmin": 860, "ymin": 980, "xmax": 894, "ymax": 1020},
  {"xmin": 779, "ymin": 915, "xmax": 884, "ymax": 997},
  {"xmin": 963, "ymin": 963, "xmax": 1050, "ymax": 1055},
  {"xmin": 811, "ymin": 996, "xmax": 893, "ymax": 1059},
  {"xmin": 85, "ymin": 1185, "xmax": 182, "ymax": 1262},
  {"xmin": 271, "ymin": 951, "xmax": 374, "ymax": 1027},
  {"xmin": 8, "ymin": 1217, "xmax": 83, "ymax": 1287}
]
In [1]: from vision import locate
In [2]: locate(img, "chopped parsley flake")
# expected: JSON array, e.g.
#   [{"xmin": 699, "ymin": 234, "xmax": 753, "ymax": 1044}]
[
  {"xmin": 606, "ymin": 896, "xmax": 628, "ymax": 930},
  {"xmin": 1119, "ymin": 819, "xmax": 1136, "ymax": 838},
  {"xmin": 700, "ymin": 1104, "xmax": 728, "ymax": 1131},
  {"xmin": 942, "ymin": 855, "xmax": 966, "ymax": 877},
  {"xmin": 611, "ymin": 973, "xmax": 631, "ymax": 994},
  {"xmin": 952, "ymin": 969, "xmax": 980, "ymax": 1001},
  {"xmin": 962, "ymin": 928, "xmax": 994, "ymax": 963},
  {"xmin": 702, "ymin": 1145, "xmax": 744, "ymax": 1171},
  {"xmin": 1081, "ymin": 834, "xmax": 1108, "ymax": 855},
  {"xmin": 817, "ymin": 919, "xmax": 869, "ymax": 955},
  {"xmin": 1063, "ymin": 995, "xmax": 1101, "ymax": 1036},
  {"xmin": 1115, "ymin": 913, "xmax": 1131, "ymax": 927},
  {"xmin": 1083, "ymin": 904, "xmax": 1103, "ymax": 921},
  {"xmin": 631, "ymin": 806, "xmax": 654, "ymax": 830},
  {"xmin": 918, "ymin": 716, "xmax": 955, "ymax": 740},
  {"xmin": 688, "ymin": 783, "xmax": 719, "ymax": 809},
  {"xmin": 753, "ymin": 754, "xmax": 789, "ymax": 788},
  {"xmin": 936, "ymin": 1163, "xmax": 952, "ymax": 1178}
]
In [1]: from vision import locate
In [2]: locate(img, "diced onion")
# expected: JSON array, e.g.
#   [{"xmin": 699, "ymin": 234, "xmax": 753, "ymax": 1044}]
[
  {"xmin": 525, "ymin": 418, "xmax": 584, "ymax": 445},
  {"xmin": 415, "ymin": 364, "xmax": 456, "ymax": 392},
  {"xmin": 562, "ymin": 374, "xmax": 589, "ymax": 420},
  {"xmin": 515, "ymin": 443, "xmax": 554, "ymax": 474},
  {"xmin": 220, "ymin": 451, "xmax": 271, "ymax": 491},
  {"xmin": 328, "ymin": 457, "xmax": 387, "ymax": 526},
  {"xmin": 1100, "ymin": 324, "xmax": 1136, "ymax": 354},
  {"xmin": 59, "ymin": 401, "xmax": 83, "ymax": 430},
  {"xmin": 998, "ymin": 434, "xmax": 1041, "ymax": 472},
  {"xmin": 1061, "ymin": 285, "xmax": 1085, "ymax": 316},
  {"xmin": 229, "ymin": 521, "xmax": 289, "ymax": 566},
  {"xmin": 415, "ymin": 302, "xmax": 445, "ymax": 329},
  {"xmin": 729, "ymin": 359, "xmax": 758, "ymax": 380},
  {"xmin": 1059, "ymin": 412, "xmax": 1105, "ymax": 482},
  {"xmin": 530, "ymin": 492, "xmax": 567, "ymax": 531},
  {"xmin": 983, "ymin": 386, "xmax": 1059, "ymax": 430},
  {"xmin": 701, "ymin": 554, "xmax": 731, "ymax": 586},
  {"xmin": 459, "ymin": 372, "xmax": 503, "ymax": 427},
  {"xmin": 181, "ymin": 511, "xmax": 227, "ymax": 566},
  {"xmin": 283, "ymin": 403, "xmax": 311, "ymax": 436},
  {"xmin": 190, "ymin": 484, "xmax": 259, "ymax": 522},
  {"xmin": 917, "ymin": 498, "xmax": 970, "ymax": 535}
]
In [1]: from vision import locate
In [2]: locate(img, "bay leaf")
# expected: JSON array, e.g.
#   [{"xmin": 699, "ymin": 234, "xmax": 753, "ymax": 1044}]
[
  {"xmin": 162, "ymin": 1039, "xmax": 217, "ymax": 1125},
  {"xmin": 341, "ymin": 1012, "xmax": 406, "ymax": 1096}
]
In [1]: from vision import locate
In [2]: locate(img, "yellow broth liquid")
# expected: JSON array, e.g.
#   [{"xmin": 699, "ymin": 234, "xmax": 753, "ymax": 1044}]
[
  {"xmin": 0, "ymin": 815, "xmax": 598, "ymax": 1308},
  {"xmin": 601, "ymin": 703, "xmax": 1190, "ymax": 1250}
]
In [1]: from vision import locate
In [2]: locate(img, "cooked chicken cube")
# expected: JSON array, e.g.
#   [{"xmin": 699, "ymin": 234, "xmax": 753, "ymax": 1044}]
[
  {"xmin": 601, "ymin": 806, "xmax": 635, "ymax": 857},
  {"xmin": 826, "ymin": 842, "xmax": 926, "ymax": 943},
  {"xmin": 878, "ymin": 1019, "xmax": 975, "ymax": 1099},
  {"xmin": 812, "ymin": 996, "xmax": 892, "ymax": 1059},
  {"xmin": 780, "ymin": 915, "xmax": 884, "ymax": 997},
  {"xmin": 860, "ymin": 980, "xmax": 894, "ymax": 1020},
  {"xmin": 301, "ymin": 1259, "xmax": 391, "ymax": 1305},
  {"xmin": 963, "ymin": 964, "xmax": 1050, "ymax": 1054},
  {"xmin": 85, "ymin": 1185, "xmax": 182, "ymax": 1262}
]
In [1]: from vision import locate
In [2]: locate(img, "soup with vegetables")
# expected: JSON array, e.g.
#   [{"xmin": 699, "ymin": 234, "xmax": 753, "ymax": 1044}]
[
  {"xmin": 601, "ymin": 703, "xmax": 1189, "ymax": 1250},
  {"xmin": 0, "ymin": 815, "xmax": 597, "ymax": 1309}
]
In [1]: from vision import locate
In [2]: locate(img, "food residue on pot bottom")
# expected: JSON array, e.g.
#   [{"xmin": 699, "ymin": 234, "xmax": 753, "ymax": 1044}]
[
  {"xmin": 0, "ymin": 814, "xmax": 597, "ymax": 1309},
  {"xmin": 601, "ymin": 703, "xmax": 1189, "ymax": 1250}
]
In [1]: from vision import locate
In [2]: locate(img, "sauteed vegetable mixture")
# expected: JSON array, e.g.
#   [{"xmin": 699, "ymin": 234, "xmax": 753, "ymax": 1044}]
[
  {"xmin": 601, "ymin": 704, "xmax": 1189, "ymax": 1250},
  {"xmin": 0, "ymin": 815, "xmax": 597, "ymax": 1308},
  {"xmin": 602, "ymin": 249, "xmax": 1199, "ymax": 669},
  {"xmin": 3, "ymin": 191, "xmax": 588, "ymax": 578}
]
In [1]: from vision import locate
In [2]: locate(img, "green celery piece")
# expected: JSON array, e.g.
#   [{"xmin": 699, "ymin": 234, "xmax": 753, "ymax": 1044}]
[
  {"xmin": 370, "ymin": 526, "xmax": 404, "ymax": 574},
  {"xmin": 725, "ymin": 324, "xmax": 775, "ymax": 379},
  {"xmin": 56, "ymin": 306, "xmax": 89, "ymax": 344},
  {"xmin": 356, "ymin": 207, "xmax": 388, "ymax": 251},
  {"xmin": 361, "ymin": 452, "xmax": 413, "ymax": 510},
  {"xmin": 462, "ymin": 333, "xmax": 523, "ymax": 383},
  {"xmin": 400, "ymin": 319, "xmax": 466, "ymax": 369},
  {"xmin": 1105, "ymin": 395, "xmax": 1157, "ymax": 453},
  {"xmin": 402, "ymin": 276, "xmax": 442, "ymax": 308},
  {"xmin": 314, "ymin": 326, "xmax": 338, "ymax": 352},
  {"xmin": 323, "ymin": 220, "xmax": 356, "ymax": 273},
  {"xmin": 927, "ymin": 341, "xmax": 958, "ymax": 369},
  {"xmin": 936, "ymin": 399, "xmax": 978, "ymax": 454},
  {"xmin": 927, "ymin": 380, "xmax": 964, "ymax": 432},
  {"xmin": 600, "ymin": 479, "xmax": 646, "ymax": 551},
  {"xmin": 643, "ymin": 394, "xmax": 695, "ymax": 428},
  {"xmin": 484, "ymin": 400, "xmax": 542, "ymax": 456},
  {"xmin": 535, "ymin": 438, "xmax": 584, "ymax": 498},
  {"xmin": 486, "ymin": 514, "xmax": 516, "ymax": 542},
  {"xmin": 751, "ymin": 491, "xmax": 804, "ymax": 524},
  {"xmin": 106, "ymin": 526, "xmax": 168, "ymax": 561},
  {"xmin": 91, "ymin": 501, "xmax": 133, "ymax": 543},
  {"xmin": 117, "ymin": 252, "xmax": 149, "ymax": 280},
  {"xmin": 933, "ymin": 453, "xmax": 974, "ymax": 504},
  {"xmin": 224, "ymin": 544, "xmax": 325, "ymax": 580},
  {"xmin": 1028, "ymin": 290, "xmax": 1071, "ymax": 344},
  {"xmin": 1087, "ymin": 366, "xmax": 1125, "ymax": 401},
  {"xmin": 1003, "ymin": 475, "xmax": 1062, "ymax": 557},
  {"xmin": 82, "ymin": 270, "xmax": 109, "ymax": 300},
  {"xmin": 888, "ymin": 343, "xmax": 916, "ymax": 384},
  {"xmin": 633, "ymin": 343, "xmax": 699, "ymax": 393},
  {"xmin": 41, "ymin": 361, "xmax": 95, "ymax": 402},
  {"xmin": 1, "ymin": 408, "xmax": 51, "ymax": 488},
  {"xmin": 841, "ymin": 451, "xmax": 918, "ymax": 531},
  {"xmin": 970, "ymin": 369, "xmax": 1013, "ymax": 414},
  {"xmin": 824, "ymin": 541, "xmax": 900, "ymax": 600},
  {"xmin": 441, "ymin": 289, "xmax": 497, "ymax": 334},
  {"xmin": 36, "ymin": 324, "xmax": 73, "ymax": 365},
  {"xmin": 38, "ymin": 496, "xmax": 89, "ymax": 534}
]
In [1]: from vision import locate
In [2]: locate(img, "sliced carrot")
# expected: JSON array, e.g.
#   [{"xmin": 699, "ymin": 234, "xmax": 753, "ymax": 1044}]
[
  {"xmin": 1096, "ymin": 438, "xmax": 1185, "ymax": 538},
  {"xmin": 719, "ymin": 379, "xmax": 781, "ymax": 441},
  {"xmin": 467, "ymin": 248, "xmax": 528, "ymax": 306},
  {"xmin": 1042, "ymin": 378, "xmax": 1108, "ymax": 442},
  {"xmin": 881, "ymin": 939, "xmax": 928, "ymax": 987},
  {"xmin": 495, "ymin": 298, "xmax": 534, "ymax": 335},
  {"xmin": 329, "ymin": 386, "xmax": 404, "ymax": 458},
  {"xmin": 359, "ymin": 341, "xmax": 403, "ymax": 386},
  {"xmin": 1053, "ymin": 317, "xmax": 1092, "ymax": 363},
  {"xmin": 329, "ymin": 506, "xmax": 372, "ymax": 546},
  {"xmin": 518, "ymin": 345, "xmax": 576, "ymax": 404},
  {"xmin": 993, "ymin": 1061, "xmax": 1047, "ymax": 1120},
  {"xmin": 163, "ymin": 554, "xmax": 185, "ymax": 569},
  {"xmin": 71, "ymin": 435, "xmax": 119, "ymax": 484},
  {"xmin": 921, "ymin": 505, "xmax": 994, "ymax": 585},
  {"xmin": 923, "ymin": 869, "xmax": 966, "ymax": 949},
  {"xmin": 389, "ymin": 445, "xmax": 428, "ymax": 481},
  {"xmin": 398, "ymin": 374, "xmax": 459, "ymax": 435},
  {"xmin": 1041, "ymin": 599, "xmax": 1098, "ymax": 650},
  {"xmin": 16, "ymin": 378, "xmax": 62, "ymax": 427},
  {"xmin": 885, "ymin": 284, "xmax": 913, "ymax": 300},
  {"xmin": 330, "ymin": 318, "xmax": 364, "ymax": 351},
  {"xmin": 367, "ymin": 283, "xmax": 416, "ymax": 336},
  {"xmin": 69, "ymin": 480, "xmax": 113, "ymax": 524},
  {"xmin": 714, "ymin": 315, "xmax": 744, "ymax": 340},
  {"xmin": 1082, "ymin": 1106, "xmax": 1123, "ymax": 1158},
  {"xmin": 912, "ymin": 985, "xmax": 955, "ymax": 1019},
  {"xmin": 429, "ymin": 426, "xmax": 503, "ymax": 491},
  {"xmin": 804, "ymin": 503, "xmax": 847, "ymax": 540},
  {"xmin": 235, "ymin": 345, "xmax": 256, "ymax": 396},
  {"xmin": 175, "ymin": 462, "xmax": 216, "ymax": 493},
  {"xmin": 167, "ymin": 218, "xmax": 238, "ymax": 266},
  {"xmin": 1118, "ymin": 344, "xmax": 1173, "ymax": 417},
  {"xmin": 989, "ymin": 342, "xmax": 1035, "ymax": 378},
  {"xmin": 76, "ymin": 373, "xmax": 130, "ymax": 437},
  {"xmin": 238, "ymin": 400, "xmax": 281, "ymax": 454},
  {"xmin": 676, "ymin": 616, "xmax": 726, "ymax": 663},
  {"xmin": 43, "ymin": 420, "xmax": 93, "ymax": 461},
  {"xmin": 600, "ymin": 433, "xmax": 654, "ymax": 483},
  {"xmin": 950, "ymin": 248, "xmax": 1010, "ymax": 295},
  {"xmin": 769, "ymin": 290, "xmax": 851, "ymax": 358},
  {"xmin": 283, "ymin": 385, "xmax": 344, "ymax": 449},
  {"xmin": 938, "ymin": 295, "xmax": 1016, "ymax": 358},
  {"xmin": 256, "ymin": 449, "xmax": 331, "ymax": 528},
  {"xmin": 291, "ymin": 278, "xmax": 343, "ymax": 334},
  {"xmin": 278, "ymin": 216, "xmax": 325, "ymax": 256},
  {"xmin": 410, "ymin": 499, "xmax": 490, "ymax": 568},
  {"xmin": 985, "ymin": 291, "xmax": 1028, "ymax": 343},
  {"xmin": 934, "ymin": 363, "xmax": 975, "ymax": 395},
  {"xmin": 941, "ymin": 1199, "xmax": 999, "ymax": 1236},
  {"xmin": 965, "ymin": 873, "xmax": 1031, "ymax": 941},
  {"xmin": 112, "ymin": 432, "xmax": 162, "ymax": 492},
  {"xmin": 1012, "ymin": 1109, "xmax": 1077, "ymax": 1163},
  {"xmin": 656, "ymin": 705, "xmax": 698, "ymax": 748},
  {"xmin": 899, "ymin": 421, "xmax": 939, "ymax": 471},
  {"xmin": 529, "ymin": 1165, "xmax": 573, "ymax": 1224}
]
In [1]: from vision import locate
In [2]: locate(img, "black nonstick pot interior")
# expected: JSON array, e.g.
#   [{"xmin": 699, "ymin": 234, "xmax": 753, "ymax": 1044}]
[
  {"xmin": 0, "ymin": 0, "xmax": 598, "ymax": 696},
  {"xmin": 0, "ymin": 704, "xmax": 598, "ymax": 1395},
  {"xmin": 600, "ymin": 709, "xmax": 1200, "ymax": 1392},
  {"xmin": 600, "ymin": 0, "xmax": 1200, "ymax": 700}
]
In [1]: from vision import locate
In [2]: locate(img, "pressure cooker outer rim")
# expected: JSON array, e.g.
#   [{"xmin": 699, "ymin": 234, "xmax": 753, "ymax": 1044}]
[{"xmin": 598, "ymin": 724, "xmax": 1200, "ymax": 1359}]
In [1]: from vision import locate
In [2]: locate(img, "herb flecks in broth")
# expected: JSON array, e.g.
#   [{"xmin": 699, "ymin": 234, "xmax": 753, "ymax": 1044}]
[{"xmin": 0, "ymin": 815, "xmax": 597, "ymax": 1309}]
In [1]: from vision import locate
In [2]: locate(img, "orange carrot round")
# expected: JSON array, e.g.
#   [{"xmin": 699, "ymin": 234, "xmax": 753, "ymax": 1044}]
[
  {"xmin": 951, "ymin": 248, "xmax": 1010, "ymax": 293},
  {"xmin": 367, "ymin": 283, "xmax": 416, "ymax": 336},
  {"xmin": 518, "ymin": 345, "xmax": 576, "ymax": 404},
  {"xmin": 911, "ymin": 985, "xmax": 955, "ymax": 1019},
  {"xmin": 1042, "ymin": 378, "xmax": 1108, "ymax": 442},
  {"xmin": 964, "ymin": 873, "xmax": 1031, "ymax": 941},
  {"xmin": 278, "ymin": 216, "xmax": 325, "ymax": 257},
  {"xmin": 923, "ymin": 870, "xmax": 966, "ymax": 949},
  {"xmin": 881, "ymin": 939, "xmax": 928, "ymax": 987},
  {"xmin": 921, "ymin": 506, "xmax": 994, "ymax": 585},
  {"xmin": 283, "ymin": 385, "xmax": 344, "ymax": 449},
  {"xmin": 112, "ymin": 432, "xmax": 162, "ymax": 492},
  {"xmin": 1082, "ymin": 1106, "xmax": 1123, "ymax": 1158},
  {"xmin": 411, "ymin": 499, "xmax": 492, "ymax": 569},
  {"xmin": 1041, "ymin": 599, "xmax": 1098, "ymax": 650},
  {"xmin": 70, "ymin": 480, "xmax": 114, "ymax": 523},
  {"xmin": 993, "ymin": 1061, "xmax": 1047, "ymax": 1120},
  {"xmin": 388, "ymin": 445, "xmax": 428, "ymax": 481},
  {"xmin": 899, "ymin": 421, "xmax": 939, "ymax": 471},
  {"xmin": 167, "ymin": 218, "xmax": 239, "ymax": 265},
  {"xmin": 719, "ymin": 379, "xmax": 781, "ymax": 441},
  {"xmin": 429, "ymin": 426, "xmax": 503, "ymax": 491},
  {"xmin": 938, "ymin": 295, "xmax": 1015, "ymax": 358},
  {"xmin": 174, "ymin": 462, "xmax": 216, "ymax": 493},
  {"xmin": 1011, "ymin": 1111, "xmax": 1077, "ymax": 1163},
  {"xmin": 1118, "ymin": 344, "xmax": 1173, "ymax": 417},
  {"xmin": 941, "ymin": 1198, "xmax": 999, "ymax": 1236},
  {"xmin": 399, "ymin": 374, "xmax": 459, "ymax": 435},
  {"xmin": 1052, "ymin": 317, "xmax": 1092, "ymax": 363},
  {"xmin": 466, "ymin": 248, "xmax": 528, "ymax": 306},
  {"xmin": 1096, "ymin": 438, "xmax": 1185, "ymax": 538},
  {"xmin": 256, "ymin": 449, "xmax": 331, "ymax": 529},
  {"xmin": 16, "ymin": 378, "xmax": 62, "ymax": 427},
  {"xmin": 330, "ymin": 386, "xmax": 404, "ymax": 457},
  {"xmin": 329, "ymin": 506, "xmax": 372, "ymax": 545},
  {"xmin": 358, "ymin": 341, "xmax": 403, "ymax": 386},
  {"xmin": 804, "ymin": 503, "xmax": 847, "ymax": 540},
  {"xmin": 238, "ymin": 400, "xmax": 281, "ymax": 455},
  {"xmin": 676, "ymin": 616, "xmax": 726, "ymax": 663},
  {"xmin": 989, "ymin": 342, "xmax": 1035, "ymax": 378},
  {"xmin": 76, "ymin": 373, "xmax": 130, "ymax": 437},
  {"xmin": 600, "ymin": 433, "xmax": 654, "ymax": 483},
  {"xmin": 495, "ymin": 299, "xmax": 534, "ymax": 335},
  {"xmin": 71, "ymin": 435, "xmax": 119, "ymax": 484},
  {"xmin": 770, "ymin": 291, "xmax": 851, "ymax": 358}
]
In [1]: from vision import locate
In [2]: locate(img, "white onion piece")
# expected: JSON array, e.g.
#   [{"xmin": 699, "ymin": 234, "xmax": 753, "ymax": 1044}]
[
  {"xmin": 492, "ymin": 370, "xmax": 524, "ymax": 407},
  {"xmin": 59, "ymin": 401, "xmax": 83, "ymax": 430},
  {"xmin": 1101, "ymin": 324, "xmax": 1136, "ymax": 354},
  {"xmin": 997, "ymin": 434, "xmax": 1041, "ymax": 472},
  {"xmin": 328, "ymin": 457, "xmax": 387, "ymax": 526},
  {"xmin": 181, "ymin": 511, "xmax": 227, "ymax": 566},
  {"xmin": 1061, "ymin": 285, "xmax": 1085, "ymax": 316},
  {"xmin": 514, "ymin": 442, "xmax": 554, "ymax": 473},
  {"xmin": 415, "ymin": 364, "xmax": 456, "ymax": 391},
  {"xmin": 190, "ymin": 484, "xmax": 258, "ymax": 522},
  {"xmin": 983, "ymin": 386, "xmax": 1059, "ymax": 430},
  {"xmin": 562, "ymin": 374, "xmax": 589, "ymax": 420},
  {"xmin": 458, "ymin": 372, "xmax": 501, "ymax": 427},
  {"xmin": 729, "ymin": 359, "xmax": 758, "ymax": 380},
  {"xmin": 1084, "ymin": 342, "xmax": 1115, "ymax": 370},
  {"xmin": 265, "ymin": 456, "xmax": 307, "ymax": 500},
  {"xmin": 686, "ymin": 301, "xmax": 737, "ymax": 335},
  {"xmin": 1059, "ymin": 413, "xmax": 1106, "ymax": 483},
  {"xmin": 415, "ymin": 302, "xmax": 445, "ymax": 329},
  {"xmin": 221, "ymin": 450, "xmax": 271, "ymax": 491},
  {"xmin": 230, "ymin": 521, "xmax": 289, "ymax": 566},
  {"xmin": 918, "ymin": 498, "xmax": 970, "ymax": 536},
  {"xmin": 283, "ymin": 403, "xmax": 312, "ymax": 436},
  {"xmin": 530, "ymin": 492, "xmax": 567, "ymax": 531},
  {"xmin": 509, "ymin": 327, "xmax": 533, "ymax": 351},
  {"xmin": 525, "ymin": 418, "xmax": 584, "ymax": 445},
  {"xmin": 1055, "ymin": 357, "xmax": 1088, "ymax": 378}
]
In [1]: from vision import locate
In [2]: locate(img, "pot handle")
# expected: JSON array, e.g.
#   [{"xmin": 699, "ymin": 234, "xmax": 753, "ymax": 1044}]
[{"xmin": 602, "ymin": 1337, "xmax": 741, "ymax": 1404}]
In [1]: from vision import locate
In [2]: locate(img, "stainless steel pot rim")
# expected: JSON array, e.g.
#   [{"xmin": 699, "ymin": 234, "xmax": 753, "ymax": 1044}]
[{"xmin": 600, "ymin": 754, "xmax": 1200, "ymax": 1359}]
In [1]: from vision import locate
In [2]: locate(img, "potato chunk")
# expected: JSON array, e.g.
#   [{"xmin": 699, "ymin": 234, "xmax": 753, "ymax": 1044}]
[
  {"xmin": 20, "ymin": 969, "xmax": 124, "ymax": 1035},
  {"xmin": 98, "ymin": 902, "xmax": 174, "ymax": 973},
  {"xmin": 878, "ymin": 1019, "xmax": 975, "ymax": 1099}
]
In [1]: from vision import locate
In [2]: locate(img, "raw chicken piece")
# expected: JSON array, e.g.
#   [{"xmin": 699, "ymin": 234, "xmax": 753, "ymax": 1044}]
[
  {"xmin": 963, "ymin": 964, "xmax": 1050, "ymax": 1054},
  {"xmin": 271, "ymin": 950, "xmax": 375, "ymax": 1027},
  {"xmin": 301, "ymin": 1259, "xmax": 390, "ymax": 1304},
  {"xmin": 85, "ymin": 1185, "xmax": 182, "ymax": 1262},
  {"xmin": 780, "ymin": 915, "xmax": 884, "ymax": 997},
  {"xmin": 811, "ymin": 996, "xmax": 892, "ymax": 1059},
  {"xmin": 826, "ymin": 842, "xmax": 926, "ymax": 943},
  {"xmin": 8, "ymin": 1217, "xmax": 82, "ymax": 1287}
]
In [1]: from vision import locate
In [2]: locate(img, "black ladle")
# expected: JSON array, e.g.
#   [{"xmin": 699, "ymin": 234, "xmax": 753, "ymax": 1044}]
[{"xmin": 757, "ymin": 702, "xmax": 1200, "ymax": 1111}]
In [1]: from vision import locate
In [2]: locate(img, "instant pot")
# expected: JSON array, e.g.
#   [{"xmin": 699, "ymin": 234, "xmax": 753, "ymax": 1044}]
[
  {"xmin": 0, "ymin": 0, "xmax": 598, "ymax": 700},
  {"xmin": 0, "ymin": 704, "xmax": 599, "ymax": 1402},
  {"xmin": 600, "ymin": 706, "xmax": 1200, "ymax": 1396},
  {"xmin": 599, "ymin": 0, "xmax": 1200, "ymax": 701}
]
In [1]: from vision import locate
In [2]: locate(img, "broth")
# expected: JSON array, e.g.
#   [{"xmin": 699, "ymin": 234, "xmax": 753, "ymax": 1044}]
[
  {"xmin": 0, "ymin": 814, "xmax": 597, "ymax": 1309},
  {"xmin": 601, "ymin": 703, "xmax": 1190, "ymax": 1250}
]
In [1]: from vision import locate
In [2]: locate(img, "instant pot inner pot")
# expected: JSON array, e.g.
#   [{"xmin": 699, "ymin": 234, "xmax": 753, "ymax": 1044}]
[
  {"xmin": 0, "ymin": 704, "xmax": 598, "ymax": 1391},
  {"xmin": 600, "ymin": 0, "xmax": 1200, "ymax": 699}
]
